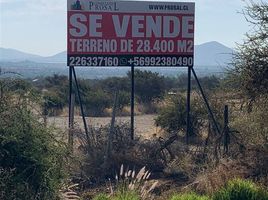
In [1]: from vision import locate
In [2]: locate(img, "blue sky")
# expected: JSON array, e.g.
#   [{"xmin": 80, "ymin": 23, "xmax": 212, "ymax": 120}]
[{"xmin": 0, "ymin": 0, "xmax": 252, "ymax": 56}]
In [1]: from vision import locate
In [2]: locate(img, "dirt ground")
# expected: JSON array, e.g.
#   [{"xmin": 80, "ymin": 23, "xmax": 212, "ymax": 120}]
[{"xmin": 47, "ymin": 114, "xmax": 161, "ymax": 139}]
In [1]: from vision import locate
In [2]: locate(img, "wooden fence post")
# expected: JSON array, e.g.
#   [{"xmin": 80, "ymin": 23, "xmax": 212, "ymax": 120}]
[{"xmin": 223, "ymin": 105, "xmax": 230, "ymax": 154}]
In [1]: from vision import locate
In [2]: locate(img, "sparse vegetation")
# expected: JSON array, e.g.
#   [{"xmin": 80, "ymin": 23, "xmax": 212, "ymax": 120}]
[
  {"xmin": 155, "ymin": 93, "xmax": 206, "ymax": 136},
  {"xmin": 227, "ymin": 0, "xmax": 268, "ymax": 106},
  {"xmin": 1, "ymin": 1, "xmax": 268, "ymax": 199},
  {"xmin": 170, "ymin": 193, "xmax": 210, "ymax": 200},
  {"xmin": 212, "ymin": 179, "xmax": 268, "ymax": 200},
  {"xmin": 0, "ymin": 79, "xmax": 68, "ymax": 199}
]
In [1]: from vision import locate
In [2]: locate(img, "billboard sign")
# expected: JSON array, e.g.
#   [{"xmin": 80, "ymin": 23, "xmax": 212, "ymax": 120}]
[{"xmin": 67, "ymin": 0, "xmax": 195, "ymax": 67}]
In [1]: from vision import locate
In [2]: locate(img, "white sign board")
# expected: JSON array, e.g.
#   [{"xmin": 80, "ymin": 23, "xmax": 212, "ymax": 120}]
[{"xmin": 67, "ymin": 0, "xmax": 195, "ymax": 67}]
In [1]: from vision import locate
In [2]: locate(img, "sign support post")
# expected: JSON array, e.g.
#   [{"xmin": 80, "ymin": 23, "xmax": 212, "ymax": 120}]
[
  {"xmin": 191, "ymin": 68, "xmax": 221, "ymax": 135},
  {"xmin": 131, "ymin": 65, "xmax": 135, "ymax": 140},
  {"xmin": 186, "ymin": 66, "xmax": 192, "ymax": 144},
  {"xmin": 72, "ymin": 67, "xmax": 91, "ymax": 147},
  {"xmin": 68, "ymin": 66, "xmax": 74, "ymax": 148}
]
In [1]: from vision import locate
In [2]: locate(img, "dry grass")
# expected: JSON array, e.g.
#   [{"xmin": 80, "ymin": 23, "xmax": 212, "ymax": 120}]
[
  {"xmin": 175, "ymin": 130, "xmax": 268, "ymax": 195},
  {"xmin": 81, "ymin": 165, "xmax": 159, "ymax": 200},
  {"xmin": 68, "ymin": 121, "xmax": 167, "ymax": 190},
  {"xmin": 60, "ymin": 184, "xmax": 80, "ymax": 200},
  {"xmin": 183, "ymin": 158, "xmax": 251, "ymax": 195},
  {"xmin": 52, "ymin": 98, "xmax": 268, "ymax": 199},
  {"xmin": 113, "ymin": 165, "xmax": 159, "ymax": 199}
]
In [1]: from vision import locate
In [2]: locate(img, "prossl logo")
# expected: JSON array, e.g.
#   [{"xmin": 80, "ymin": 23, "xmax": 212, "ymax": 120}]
[
  {"xmin": 88, "ymin": 1, "xmax": 119, "ymax": 11},
  {"xmin": 71, "ymin": 0, "xmax": 83, "ymax": 10}
]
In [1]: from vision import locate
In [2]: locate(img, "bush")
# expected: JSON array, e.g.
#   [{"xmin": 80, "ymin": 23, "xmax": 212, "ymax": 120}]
[
  {"xmin": 117, "ymin": 91, "xmax": 131, "ymax": 113},
  {"xmin": 231, "ymin": 97, "xmax": 268, "ymax": 147},
  {"xmin": 43, "ymin": 90, "xmax": 65, "ymax": 116},
  {"xmin": 41, "ymin": 75, "xmax": 69, "ymax": 104},
  {"xmin": 75, "ymin": 121, "xmax": 167, "ymax": 185},
  {"xmin": 77, "ymin": 123, "xmax": 136, "ymax": 181},
  {"xmin": 89, "ymin": 165, "xmax": 157, "ymax": 200},
  {"xmin": 227, "ymin": 1, "xmax": 268, "ymax": 101},
  {"xmin": 112, "ymin": 190, "xmax": 139, "ymax": 200},
  {"xmin": 213, "ymin": 179, "xmax": 268, "ymax": 200},
  {"xmin": 128, "ymin": 69, "xmax": 166, "ymax": 104},
  {"xmin": 83, "ymin": 89, "xmax": 112, "ymax": 116},
  {"xmin": 92, "ymin": 193, "xmax": 110, "ymax": 200},
  {"xmin": 91, "ymin": 191, "xmax": 139, "ymax": 200},
  {"xmin": 96, "ymin": 77, "xmax": 130, "ymax": 93},
  {"xmin": 0, "ymin": 92, "xmax": 67, "ymax": 199},
  {"xmin": 170, "ymin": 193, "xmax": 210, "ymax": 200},
  {"xmin": 155, "ymin": 93, "xmax": 206, "ymax": 135}
]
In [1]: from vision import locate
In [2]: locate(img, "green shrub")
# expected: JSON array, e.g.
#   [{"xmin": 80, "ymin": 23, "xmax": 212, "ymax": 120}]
[
  {"xmin": 112, "ymin": 190, "xmax": 139, "ymax": 200},
  {"xmin": 96, "ymin": 77, "xmax": 130, "ymax": 93},
  {"xmin": 231, "ymin": 97, "xmax": 268, "ymax": 147},
  {"xmin": 117, "ymin": 91, "xmax": 131, "ymax": 112},
  {"xmin": 85, "ymin": 165, "xmax": 157, "ymax": 200},
  {"xmin": 128, "ymin": 69, "xmax": 166, "ymax": 104},
  {"xmin": 155, "ymin": 93, "xmax": 206, "ymax": 135},
  {"xmin": 213, "ymin": 179, "xmax": 268, "ymax": 200},
  {"xmin": 43, "ymin": 90, "xmax": 65, "ymax": 116},
  {"xmin": 84, "ymin": 89, "xmax": 112, "ymax": 116},
  {"xmin": 170, "ymin": 193, "xmax": 210, "ymax": 200},
  {"xmin": 93, "ymin": 193, "xmax": 110, "ymax": 200},
  {"xmin": 92, "ymin": 191, "xmax": 139, "ymax": 200},
  {"xmin": 0, "ymin": 93, "xmax": 67, "ymax": 199}
]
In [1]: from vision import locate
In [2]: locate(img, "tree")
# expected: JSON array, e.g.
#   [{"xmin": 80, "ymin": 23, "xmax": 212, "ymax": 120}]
[
  {"xmin": 43, "ymin": 90, "xmax": 65, "ymax": 116},
  {"xmin": 229, "ymin": 1, "xmax": 268, "ymax": 102},
  {"xmin": 155, "ymin": 94, "xmax": 206, "ymax": 135},
  {"xmin": 84, "ymin": 89, "xmax": 112, "ymax": 116},
  {"xmin": 96, "ymin": 76, "xmax": 130, "ymax": 93},
  {"xmin": 128, "ymin": 69, "xmax": 166, "ymax": 104}
]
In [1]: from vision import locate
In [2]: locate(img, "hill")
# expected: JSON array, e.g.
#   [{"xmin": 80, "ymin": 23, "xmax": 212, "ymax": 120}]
[
  {"xmin": 0, "ymin": 41, "xmax": 233, "ymax": 66},
  {"xmin": 0, "ymin": 48, "xmax": 66, "ymax": 63},
  {"xmin": 0, "ymin": 48, "xmax": 43, "ymax": 62},
  {"xmin": 195, "ymin": 41, "xmax": 234, "ymax": 66}
]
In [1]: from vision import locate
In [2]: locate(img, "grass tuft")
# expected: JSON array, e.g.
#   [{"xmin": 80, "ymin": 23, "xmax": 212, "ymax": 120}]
[
  {"xmin": 213, "ymin": 179, "xmax": 268, "ymax": 200},
  {"xmin": 93, "ymin": 193, "xmax": 110, "ymax": 200},
  {"xmin": 170, "ymin": 193, "xmax": 210, "ymax": 200}
]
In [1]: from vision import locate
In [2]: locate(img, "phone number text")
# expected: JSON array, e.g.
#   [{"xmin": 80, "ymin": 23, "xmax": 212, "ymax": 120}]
[{"xmin": 68, "ymin": 56, "xmax": 193, "ymax": 67}]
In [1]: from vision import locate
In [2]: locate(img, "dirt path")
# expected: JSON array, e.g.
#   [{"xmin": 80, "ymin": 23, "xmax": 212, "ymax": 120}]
[{"xmin": 48, "ymin": 114, "xmax": 160, "ymax": 139}]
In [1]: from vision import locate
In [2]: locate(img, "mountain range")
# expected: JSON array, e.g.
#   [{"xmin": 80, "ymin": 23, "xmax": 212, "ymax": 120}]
[
  {"xmin": 0, "ymin": 41, "xmax": 234, "ymax": 66},
  {"xmin": 0, "ymin": 48, "xmax": 66, "ymax": 63}
]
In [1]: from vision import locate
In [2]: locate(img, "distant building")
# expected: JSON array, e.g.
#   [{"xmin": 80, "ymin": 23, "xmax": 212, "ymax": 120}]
[{"xmin": 168, "ymin": 91, "xmax": 177, "ymax": 95}]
